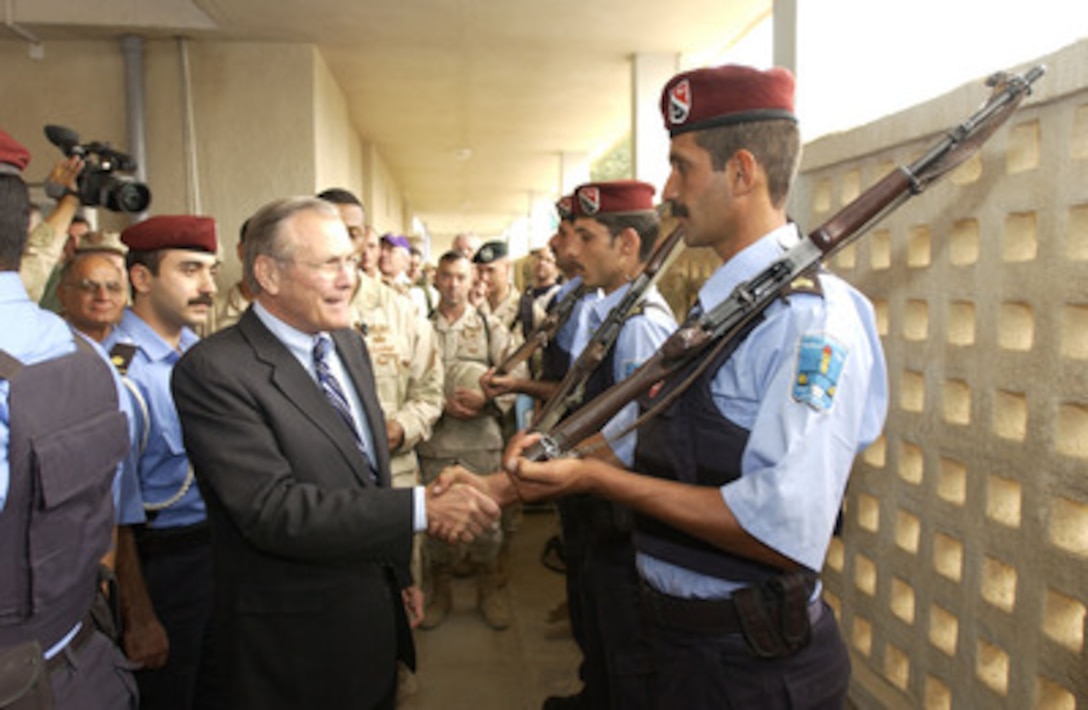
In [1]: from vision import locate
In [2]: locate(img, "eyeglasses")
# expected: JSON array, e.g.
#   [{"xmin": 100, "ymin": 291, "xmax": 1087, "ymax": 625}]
[
  {"xmin": 64, "ymin": 279, "xmax": 125, "ymax": 295},
  {"xmin": 280, "ymin": 254, "xmax": 360, "ymax": 278}
]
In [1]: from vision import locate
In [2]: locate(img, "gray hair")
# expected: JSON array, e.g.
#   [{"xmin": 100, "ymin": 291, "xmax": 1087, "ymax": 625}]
[{"xmin": 242, "ymin": 196, "xmax": 340, "ymax": 295}]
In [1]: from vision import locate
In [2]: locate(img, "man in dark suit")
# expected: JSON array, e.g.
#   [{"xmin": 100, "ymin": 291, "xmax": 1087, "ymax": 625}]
[{"xmin": 171, "ymin": 196, "xmax": 499, "ymax": 710}]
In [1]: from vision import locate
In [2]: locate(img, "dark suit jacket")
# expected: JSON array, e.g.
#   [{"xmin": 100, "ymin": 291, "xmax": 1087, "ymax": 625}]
[{"xmin": 172, "ymin": 307, "xmax": 415, "ymax": 710}]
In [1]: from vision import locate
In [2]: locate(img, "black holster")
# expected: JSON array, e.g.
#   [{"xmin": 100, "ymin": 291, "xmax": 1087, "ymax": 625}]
[{"xmin": 732, "ymin": 572, "xmax": 815, "ymax": 659}]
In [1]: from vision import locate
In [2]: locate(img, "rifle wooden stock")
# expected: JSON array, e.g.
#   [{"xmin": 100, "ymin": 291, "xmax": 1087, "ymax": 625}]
[
  {"xmin": 523, "ymin": 323, "xmax": 712, "ymax": 461},
  {"xmin": 494, "ymin": 284, "xmax": 587, "ymax": 376},
  {"xmin": 523, "ymin": 65, "xmax": 1044, "ymax": 462}
]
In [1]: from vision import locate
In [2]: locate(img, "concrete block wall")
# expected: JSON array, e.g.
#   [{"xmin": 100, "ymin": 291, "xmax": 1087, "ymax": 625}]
[{"xmin": 791, "ymin": 42, "xmax": 1088, "ymax": 709}]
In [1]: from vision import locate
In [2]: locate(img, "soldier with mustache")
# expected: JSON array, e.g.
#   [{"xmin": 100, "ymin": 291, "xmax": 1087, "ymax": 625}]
[{"xmin": 103, "ymin": 216, "xmax": 226, "ymax": 710}]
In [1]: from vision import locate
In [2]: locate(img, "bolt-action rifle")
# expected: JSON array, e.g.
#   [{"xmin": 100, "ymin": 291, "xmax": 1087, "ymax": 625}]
[
  {"xmin": 530, "ymin": 220, "xmax": 687, "ymax": 432},
  {"xmin": 523, "ymin": 65, "xmax": 1046, "ymax": 462},
  {"xmin": 492, "ymin": 282, "xmax": 590, "ymax": 376}
]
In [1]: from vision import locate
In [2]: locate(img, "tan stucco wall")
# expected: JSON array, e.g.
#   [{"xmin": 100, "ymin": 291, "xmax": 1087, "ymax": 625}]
[
  {"xmin": 1, "ymin": 36, "xmax": 409, "ymax": 297},
  {"xmin": 792, "ymin": 40, "xmax": 1087, "ymax": 709}
]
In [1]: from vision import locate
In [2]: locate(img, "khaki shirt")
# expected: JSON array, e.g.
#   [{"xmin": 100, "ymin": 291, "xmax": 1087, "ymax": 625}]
[
  {"xmin": 215, "ymin": 281, "xmax": 250, "ymax": 332},
  {"xmin": 418, "ymin": 306, "xmax": 520, "ymax": 456},
  {"xmin": 351, "ymin": 273, "xmax": 443, "ymax": 480},
  {"xmin": 481, "ymin": 287, "xmax": 521, "ymax": 332},
  {"xmin": 19, "ymin": 222, "xmax": 63, "ymax": 303}
]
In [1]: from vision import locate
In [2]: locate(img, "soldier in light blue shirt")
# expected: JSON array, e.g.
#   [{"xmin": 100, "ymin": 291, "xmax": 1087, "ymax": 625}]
[
  {"xmin": 508, "ymin": 65, "xmax": 888, "ymax": 710},
  {"xmin": 104, "ymin": 214, "xmax": 225, "ymax": 710}
]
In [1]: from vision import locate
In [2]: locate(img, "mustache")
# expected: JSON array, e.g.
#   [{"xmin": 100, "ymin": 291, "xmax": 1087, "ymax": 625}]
[
  {"xmin": 188, "ymin": 295, "xmax": 215, "ymax": 307},
  {"xmin": 670, "ymin": 202, "xmax": 689, "ymax": 218}
]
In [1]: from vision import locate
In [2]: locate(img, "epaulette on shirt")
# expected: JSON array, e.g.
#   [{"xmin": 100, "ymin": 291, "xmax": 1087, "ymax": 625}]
[
  {"xmin": 780, "ymin": 270, "xmax": 824, "ymax": 299},
  {"xmin": 109, "ymin": 342, "xmax": 138, "ymax": 376}
]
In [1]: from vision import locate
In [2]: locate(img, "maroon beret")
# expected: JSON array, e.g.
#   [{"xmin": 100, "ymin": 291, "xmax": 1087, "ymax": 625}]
[
  {"xmin": 660, "ymin": 64, "xmax": 796, "ymax": 137},
  {"xmin": 121, "ymin": 215, "xmax": 217, "ymax": 254},
  {"xmin": 572, "ymin": 180, "xmax": 655, "ymax": 218},
  {"xmin": 555, "ymin": 194, "xmax": 574, "ymax": 221},
  {"xmin": 0, "ymin": 128, "xmax": 31, "ymax": 174}
]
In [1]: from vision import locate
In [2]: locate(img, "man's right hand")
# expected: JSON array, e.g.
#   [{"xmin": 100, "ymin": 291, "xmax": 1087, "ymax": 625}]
[
  {"xmin": 122, "ymin": 614, "xmax": 170, "ymax": 669},
  {"xmin": 425, "ymin": 480, "xmax": 500, "ymax": 543}
]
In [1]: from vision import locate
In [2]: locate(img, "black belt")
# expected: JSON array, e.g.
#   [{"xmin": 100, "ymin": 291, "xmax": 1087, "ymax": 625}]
[
  {"xmin": 44, "ymin": 614, "xmax": 96, "ymax": 674},
  {"xmin": 641, "ymin": 583, "xmax": 822, "ymax": 635},
  {"xmin": 134, "ymin": 521, "xmax": 211, "ymax": 558}
]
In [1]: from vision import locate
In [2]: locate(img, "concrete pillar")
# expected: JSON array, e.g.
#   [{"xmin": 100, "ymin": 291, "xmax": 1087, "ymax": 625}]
[
  {"xmin": 528, "ymin": 191, "xmax": 556, "ymax": 250},
  {"xmin": 559, "ymin": 151, "xmax": 589, "ymax": 195},
  {"xmin": 631, "ymin": 52, "xmax": 678, "ymax": 197},
  {"xmin": 773, "ymin": 0, "xmax": 798, "ymax": 74}
]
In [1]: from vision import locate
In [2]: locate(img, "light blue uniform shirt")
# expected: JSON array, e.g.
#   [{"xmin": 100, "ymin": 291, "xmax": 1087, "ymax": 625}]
[
  {"xmin": 638, "ymin": 225, "xmax": 888, "ymax": 598},
  {"xmin": 576, "ymin": 283, "xmax": 676, "ymax": 466},
  {"xmin": 253, "ymin": 302, "xmax": 427, "ymax": 531},
  {"xmin": 554, "ymin": 276, "xmax": 600, "ymax": 361},
  {"xmin": 103, "ymin": 308, "xmax": 206, "ymax": 529},
  {"xmin": 77, "ymin": 332, "xmax": 146, "ymax": 527}
]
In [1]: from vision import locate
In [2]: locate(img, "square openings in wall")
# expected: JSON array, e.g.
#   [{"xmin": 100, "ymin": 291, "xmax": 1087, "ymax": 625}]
[
  {"xmin": 997, "ymin": 303, "xmax": 1033, "ymax": 351},
  {"xmin": 985, "ymin": 475, "xmax": 1022, "ymax": 528},
  {"xmin": 950, "ymin": 218, "xmax": 980, "ymax": 266},
  {"xmin": 928, "ymin": 604, "xmax": 959, "ymax": 656},
  {"xmin": 1060, "ymin": 304, "xmax": 1088, "ymax": 358},
  {"xmin": 1042, "ymin": 587, "xmax": 1085, "ymax": 653},
  {"xmin": 976, "ymin": 638, "xmax": 1010, "ymax": 696},
  {"xmin": 936, "ymin": 457, "xmax": 967, "ymax": 506},
  {"xmin": 890, "ymin": 577, "xmax": 916, "ymax": 624},
  {"xmin": 895, "ymin": 510, "xmax": 921, "ymax": 554},
  {"xmin": 904, "ymin": 300, "xmax": 929, "ymax": 341},
  {"xmin": 1056, "ymin": 403, "xmax": 1088, "ymax": 458},
  {"xmin": 1003, "ymin": 212, "xmax": 1038, "ymax": 262},
  {"xmin": 1048, "ymin": 496, "xmax": 1088, "ymax": 557},
  {"xmin": 980, "ymin": 556, "xmax": 1017, "ymax": 613},
  {"xmin": 898, "ymin": 441, "xmax": 923, "ymax": 485},
  {"xmin": 992, "ymin": 390, "xmax": 1028, "ymax": 441},
  {"xmin": 942, "ymin": 380, "xmax": 971, "ymax": 425},
  {"xmin": 871, "ymin": 229, "xmax": 892, "ymax": 270},
  {"xmin": 884, "ymin": 643, "xmax": 910, "ymax": 691},
  {"xmin": 1066, "ymin": 204, "xmax": 1088, "ymax": 260},
  {"xmin": 924, "ymin": 675, "xmax": 953, "ymax": 710},
  {"xmin": 900, "ymin": 371, "xmax": 926, "ymax": 414},
  {"xmin": 1035, "ymin": 675, "xmax": 1076, "ymax": 710},
  {"xmin": 1006, "ymin": 119, "xmax": 1040, "ymax": 174},
  {"xmin": 947, "ymin": 301, "xmax": 976, "ymax": 346},
  {"xmin": 908, "ymin": 225, "xmax": 932, "ymax": 268},
  {"xmin": 1074, "ymin": 105, "xmax": 1088, "ymax": 160},
  {"xmin": 932, "ymin": 533, "xmax": 964, "ymax": 583}
]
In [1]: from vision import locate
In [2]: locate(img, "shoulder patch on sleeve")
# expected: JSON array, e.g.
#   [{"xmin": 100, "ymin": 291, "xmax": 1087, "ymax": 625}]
[{"xmin": 792, "ymin": 334, "xmax": 848, "ymax": 411}]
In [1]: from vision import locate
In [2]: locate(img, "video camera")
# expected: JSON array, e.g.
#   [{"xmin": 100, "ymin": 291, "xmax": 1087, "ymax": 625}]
[{"xmin": 44, "ymin": 124, "xmax": 151, "ymax": 213}]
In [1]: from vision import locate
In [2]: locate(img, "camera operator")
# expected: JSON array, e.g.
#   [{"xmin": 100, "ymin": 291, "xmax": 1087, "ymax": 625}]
[{"xmin": 19, "ymin": 154, "xmax": 85, "ymax": 302}]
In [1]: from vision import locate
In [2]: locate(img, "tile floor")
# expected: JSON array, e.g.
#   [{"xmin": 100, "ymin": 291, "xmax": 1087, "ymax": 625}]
[{"xmin": 399, "ymin": 506, "xmax": 581, "ymax": 710}]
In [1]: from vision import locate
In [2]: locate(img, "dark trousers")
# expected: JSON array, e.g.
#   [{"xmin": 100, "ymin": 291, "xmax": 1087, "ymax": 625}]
[
  {"xmin": 135, "ymin": 539, "xmax": 222, "ymax": 710},
  {"xmin": 649, "ymin": 601, "xmax": 850, "ymax": 709},
  {"xmin": 583, "ymin": 526, "xmax": 655, "ymax": 709},
  {"xmin": 559, "ymin": 496, "xmax": 655, "ymax": 709}
]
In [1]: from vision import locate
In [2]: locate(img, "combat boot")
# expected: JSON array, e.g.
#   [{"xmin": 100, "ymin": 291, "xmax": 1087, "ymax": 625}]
[
  {"xmin": 421, "ymin": 566, "xmax": 452, "ymax": 630},
  {"xmin": 477, "ymin": 567, "xmax": 511, "ymax": 630}
]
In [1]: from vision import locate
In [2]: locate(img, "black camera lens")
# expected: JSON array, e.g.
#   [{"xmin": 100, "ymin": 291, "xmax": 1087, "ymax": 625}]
[{"xmin": 107, "ymin": 180, "xmax": 151, "ymax": 213}]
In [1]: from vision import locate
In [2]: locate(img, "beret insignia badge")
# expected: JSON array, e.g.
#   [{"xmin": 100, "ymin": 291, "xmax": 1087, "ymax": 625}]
[
  {"xmin": 577, "ymin": 186, "xmax": 601, "ymax": 216},
  {"xmin": 668, "ymin": 79, "xmax": 692, "ymax": 125}
]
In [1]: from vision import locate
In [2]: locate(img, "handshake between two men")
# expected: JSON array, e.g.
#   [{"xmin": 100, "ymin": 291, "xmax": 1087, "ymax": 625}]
[{"xmin": 429, "ymin": 429, "xmax": 610, "ymax": 516}]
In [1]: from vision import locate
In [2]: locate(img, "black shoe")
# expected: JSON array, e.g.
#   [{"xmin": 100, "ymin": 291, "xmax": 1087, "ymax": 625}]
[
  {"xmin": 540, "ymin": 534, "xmax": 566, "ymax": 573},
  {"xmin": 542, "ymin": 693, "xmax": 591, "ymax": 710}
]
